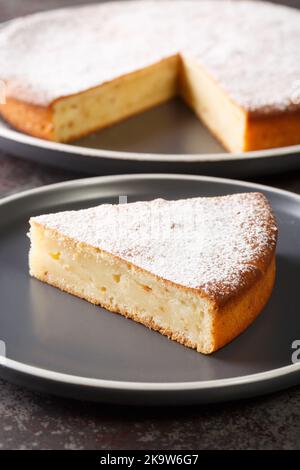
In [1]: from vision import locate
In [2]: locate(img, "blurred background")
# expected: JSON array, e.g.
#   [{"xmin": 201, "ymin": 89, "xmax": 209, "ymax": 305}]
[{"xmin": 0, "ymin": 0, "xmax": 299, "ymax": 22}]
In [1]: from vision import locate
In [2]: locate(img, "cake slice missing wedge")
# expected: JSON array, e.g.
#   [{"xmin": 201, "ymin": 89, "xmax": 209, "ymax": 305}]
[{"xmin": 28, "ymin": 193, "xmax": 277, "ymax": 354}]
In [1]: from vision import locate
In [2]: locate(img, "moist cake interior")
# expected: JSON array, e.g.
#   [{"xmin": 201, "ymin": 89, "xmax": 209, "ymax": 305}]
[{"xmin": 53, "ymin": 55, "xmax": 247, "ymax": 152}]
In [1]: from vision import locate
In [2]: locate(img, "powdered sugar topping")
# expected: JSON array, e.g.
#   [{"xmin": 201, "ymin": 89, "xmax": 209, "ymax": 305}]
[
  {"xmin": 32, "ymin": 192, "xmax": 277, "ymax": 303},
  {"xmin": 0, "ymin": 1, "xmax": 300, "ymax": 114}
]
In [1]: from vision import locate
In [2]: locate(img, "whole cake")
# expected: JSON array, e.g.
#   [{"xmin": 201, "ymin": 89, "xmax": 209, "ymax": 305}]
[
  {"xmin": 1, "ymin": 0, "xmax": 300, "ymax": 152},
  {"xmin": 29, "ymin": 193, "xmax": 277, "ymax": 353}
]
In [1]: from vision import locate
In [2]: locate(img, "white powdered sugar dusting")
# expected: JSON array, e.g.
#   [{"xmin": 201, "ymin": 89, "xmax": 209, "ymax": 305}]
[
  {"xmin": 0, "ymin": 0, "xmax": 299, "ymax": 114},
  {"xmin": 32, "ymin": 192, "xmax": 277, "ymax": 302}
]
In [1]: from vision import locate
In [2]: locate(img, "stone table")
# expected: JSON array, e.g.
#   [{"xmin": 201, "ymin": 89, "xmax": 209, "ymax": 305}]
[{"xmin": 0, "ymin": 0, "xmax": 300, "ymax": 450}]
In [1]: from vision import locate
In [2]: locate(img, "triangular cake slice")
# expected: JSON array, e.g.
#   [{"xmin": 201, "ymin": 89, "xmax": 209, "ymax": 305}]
[{"xmin": 28, "ymin": 192, "xmax": 277, "ymax": 354}]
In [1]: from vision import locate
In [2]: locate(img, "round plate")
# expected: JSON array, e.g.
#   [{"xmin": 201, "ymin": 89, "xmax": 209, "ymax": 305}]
[
  {"xmin": 1, "ymin": 100, "xmax": 300, "ymax": 178},
  {"xmin": 0, "ymin": 174, "xmax": 300, "ymax": 405}
]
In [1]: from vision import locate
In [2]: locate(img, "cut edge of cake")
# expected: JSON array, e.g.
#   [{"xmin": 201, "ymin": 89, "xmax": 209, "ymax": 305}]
[{"xmin": 3, "ymin": 51, "xmax": 300, "ymax": 152}]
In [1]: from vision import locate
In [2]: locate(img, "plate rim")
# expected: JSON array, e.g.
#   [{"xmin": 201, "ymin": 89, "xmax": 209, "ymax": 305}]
[
  {"xmin": 1, "ymin": 172, "xmax": 300, "ymax": 393},
  {"xmin": 1, "ymin": 124, "xmax": 300, "ymax": 163}
]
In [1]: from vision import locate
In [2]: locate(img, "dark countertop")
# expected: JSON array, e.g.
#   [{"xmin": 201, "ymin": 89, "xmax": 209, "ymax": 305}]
[{"xmin": 0, "ymin": 0, "xmax": 300, "ymax": 450}]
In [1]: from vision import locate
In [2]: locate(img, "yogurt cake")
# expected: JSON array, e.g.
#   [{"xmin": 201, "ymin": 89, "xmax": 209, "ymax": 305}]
[
  {"xmin": 28, "ymin": 193, "xmax": 277, "ymax": 354},
  {"xmin": 0, "ymin": 0, "xmax": 300, "ymax": 152}
]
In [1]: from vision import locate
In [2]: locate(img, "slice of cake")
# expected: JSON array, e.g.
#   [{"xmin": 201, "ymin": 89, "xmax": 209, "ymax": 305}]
[
  {"xmin": 1, "ymin": 1, "xmax": 300, "ymax": 152},
  {"xmin": 28, "ymin": 193, "xmax": 277, "ymax": 354}
]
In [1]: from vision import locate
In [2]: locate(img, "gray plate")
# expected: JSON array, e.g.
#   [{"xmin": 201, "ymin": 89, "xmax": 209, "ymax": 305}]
[
  {"xmin": 0, "ymin": 174, "xmax": 300, "ymax": 405},
  {"xmin": 1, "ymin": 100, "xmax": 300, "ymax": 178}
]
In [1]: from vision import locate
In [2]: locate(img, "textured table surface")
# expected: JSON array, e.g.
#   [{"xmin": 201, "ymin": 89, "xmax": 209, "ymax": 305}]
[{"xmin": 0, "ymin": 0, "xmax": 300, "ymax": 450}]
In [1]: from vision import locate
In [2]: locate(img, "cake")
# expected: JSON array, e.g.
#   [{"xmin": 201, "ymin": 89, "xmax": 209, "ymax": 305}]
[
  {"xmin": 0, "ymin": 0, "xmax": 300, "ymax": 152},
  {"xmin": 28, "ymin": 192, "xmax": 277, "ymax": 354}
]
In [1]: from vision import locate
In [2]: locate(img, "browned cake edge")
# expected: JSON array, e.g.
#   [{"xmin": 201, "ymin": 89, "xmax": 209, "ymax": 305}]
[
  {"xmin": 210, "ymin": 256, "xmax": 275, "ymax": 352},
  {"xmin": 0, "ymin": 96, "xmax": 55, "ymax": 141},
  {"xmin": 244, "ymin": 111, "xmax": 300, "ymax": 151}
]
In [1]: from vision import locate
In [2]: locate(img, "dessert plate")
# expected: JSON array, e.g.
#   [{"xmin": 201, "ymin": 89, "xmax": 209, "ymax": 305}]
[
  {"xmin": 1, "ymin": 100, "xmax": 300, "ymax": 178},
  {"xmin": 0, "ymin": 174, "xmax": 300, "ymax": 405}
]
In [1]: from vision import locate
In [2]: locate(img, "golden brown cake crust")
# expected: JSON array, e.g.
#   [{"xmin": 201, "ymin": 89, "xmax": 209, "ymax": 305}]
[
  {"xmin": 211, "ymin": 256, "xmax": 276, "ymax": 352},
  {"xmin": 244, "ymin": 111, "xmax": 300, "ymax": 151},
  {"xmin": 0, "ymin": 97, "xmax": 54, "ymax": 140}
]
